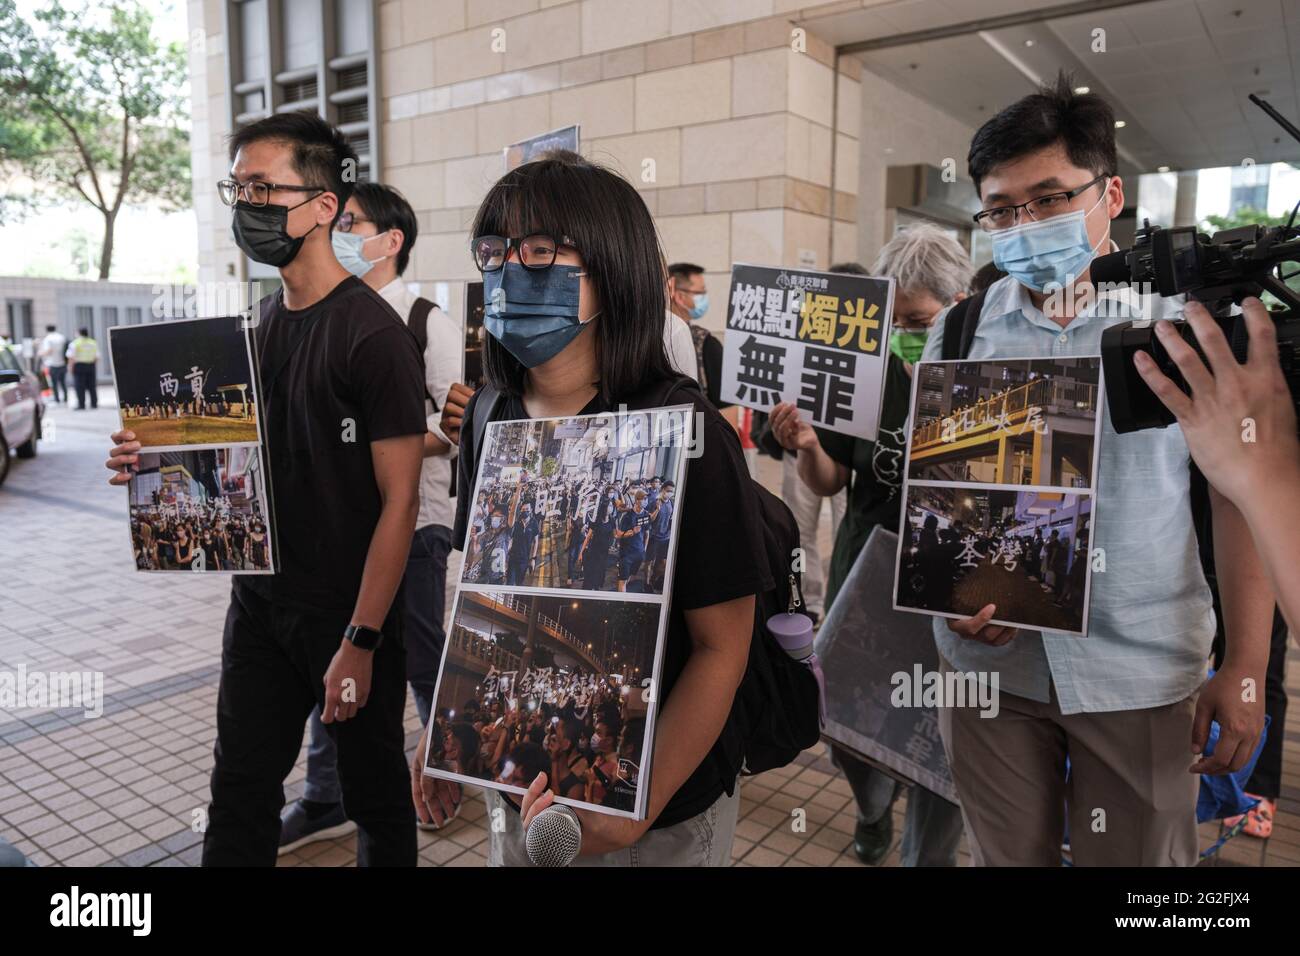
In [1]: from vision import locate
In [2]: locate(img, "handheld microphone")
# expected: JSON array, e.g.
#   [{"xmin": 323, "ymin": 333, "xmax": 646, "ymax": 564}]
[{"xmin": 525, "ymin": 804, "xmax": 583, "ymax": 867}]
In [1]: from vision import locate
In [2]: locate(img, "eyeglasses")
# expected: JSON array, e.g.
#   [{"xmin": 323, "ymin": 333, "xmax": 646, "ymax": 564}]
[
  {"xmin": 217, "ymin": 179, "xmax": 325, "ymax": 208},
  {"xmin": 336, "ymin": 211, "xmax": 373, "ymax": 233},
  {"xmin": 471, "ymin": 233, "xmax": 578, "ymax": 272},
  {"xmin": 973, "ymin": 175, "xmax": 1107, "ymax": 231}
]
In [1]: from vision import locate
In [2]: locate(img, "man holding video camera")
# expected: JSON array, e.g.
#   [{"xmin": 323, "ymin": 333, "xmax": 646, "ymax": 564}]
[{"xmin": 923, "ymin": 73, "xmax": 1274, "ymax": 866}]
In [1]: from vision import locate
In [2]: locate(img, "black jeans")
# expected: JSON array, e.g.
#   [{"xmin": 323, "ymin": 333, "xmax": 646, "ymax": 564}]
[
  {"xmin": 72, "ymin": 363, "xmax": 97, "ymax": 408},
  {"xmin": 202, "ymin": 582, "xmax": 416, "ymax": 866},
  {"xmin": 403, "ymin": 523, "xmax": 452, "ymax": 726}
]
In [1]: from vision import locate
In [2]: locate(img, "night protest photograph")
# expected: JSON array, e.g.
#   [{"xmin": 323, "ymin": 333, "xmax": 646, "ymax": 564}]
[
  {"xmin": 424, "ymin": 591, "xmax": 661, "ymax": 818},
  {"xmin": 108, "ymin": 315, "xmax": 260, "ymax": 451},
  {"xmin": 894, "ymin": 484, "xmax": 1094, "ymax": 634}
]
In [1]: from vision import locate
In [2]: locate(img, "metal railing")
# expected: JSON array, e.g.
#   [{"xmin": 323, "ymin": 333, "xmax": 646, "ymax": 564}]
[{"xmin": 913, "ymin": 377, "xmax": 1097, "ymax": 447}]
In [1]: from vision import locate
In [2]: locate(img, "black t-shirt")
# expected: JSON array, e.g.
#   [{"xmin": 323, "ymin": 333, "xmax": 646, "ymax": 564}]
[
  {"xmin": 454, "ymin": 380, "xmax": 771, "ymax": 829},
  {"xmin": 238, "ymin": 276, "xmax": 426, "ymax": 614},
  {"xmin": 815, "ymin": 354, "xmax": 913, "ymax": 610}
]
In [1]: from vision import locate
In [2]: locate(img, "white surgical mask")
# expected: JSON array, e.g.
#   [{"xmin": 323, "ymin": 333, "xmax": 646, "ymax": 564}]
[
  {"xmin": 332, "ymin": 230, "xmax": 390, "ymax": 279},
  {"xmin": 990, "ymin": 186, "xmax": 1110, "ymax": 292}
]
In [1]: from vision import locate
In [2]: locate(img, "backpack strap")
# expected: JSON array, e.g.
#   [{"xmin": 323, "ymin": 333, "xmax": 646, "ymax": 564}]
[
  {"xmin": 407, "ymin": 297, "xmax": 438, "ymax": 408},
  {"xmin": 940, "ymin": 288, "xmax": 988, "ymax": 361},
  {"xmin": 470, "ymin": 381, "xmax": 502, "ymax": 475},
  {"xmin": 407, "ymin": 297, "xmax": 434, "ymax": 353}
]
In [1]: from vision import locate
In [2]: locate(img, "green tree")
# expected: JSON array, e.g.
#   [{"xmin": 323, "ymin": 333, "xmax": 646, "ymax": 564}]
[
  {"xmin": 1202, "ymin": 206, "xmax": 1286, "ymax": 234},
  {"xmin": 0, "ymin": 0, "xmax": 190, "ymax": 278}
]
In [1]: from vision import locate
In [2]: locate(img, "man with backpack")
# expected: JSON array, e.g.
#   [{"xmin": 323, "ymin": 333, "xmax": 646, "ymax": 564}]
[
  {"xmin": 279, "ymin": 181, "xmax": 461, "ymax": 853},
  {"xmin": 920, "ymin": 73, "xmax": 1272, "ymax": 866}
]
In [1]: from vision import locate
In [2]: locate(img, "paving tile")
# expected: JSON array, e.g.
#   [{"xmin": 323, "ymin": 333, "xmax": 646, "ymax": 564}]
[{"xmin": 3, "ymin": 398, "xmax": 1295, "ymax": 870}]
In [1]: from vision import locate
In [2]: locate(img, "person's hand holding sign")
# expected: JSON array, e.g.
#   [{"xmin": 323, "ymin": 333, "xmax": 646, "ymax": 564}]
[
  {"xmin": 769, "ymin": 401, "xmax": 819, "ymax": 453},
  {"xmin": 440, "ymin": 381, "xmax": 476, "ymax": 445},
  {"xmin": 948, "ymin": 603, "xmax": 1018, "ymax": 647}
]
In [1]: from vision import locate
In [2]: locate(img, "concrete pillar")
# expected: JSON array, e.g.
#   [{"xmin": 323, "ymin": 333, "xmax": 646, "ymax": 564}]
[{"xmin": 1173, "ymin": 170, "xmax": 1199, "ymax": 228}]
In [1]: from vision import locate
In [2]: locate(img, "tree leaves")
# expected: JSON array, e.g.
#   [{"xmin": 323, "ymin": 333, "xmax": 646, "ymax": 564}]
[{"xmin": 0, "ymin": 0, "xmax": 191, "ymax": 276}]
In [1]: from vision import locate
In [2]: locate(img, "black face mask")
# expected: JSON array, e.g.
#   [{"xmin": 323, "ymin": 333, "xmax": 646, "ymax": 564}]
[{"xmin": 231, "ymin": 195, "xmax": 321, "ymax": 267}]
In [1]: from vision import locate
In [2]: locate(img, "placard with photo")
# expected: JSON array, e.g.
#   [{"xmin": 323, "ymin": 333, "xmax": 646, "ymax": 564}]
[
  {"xmin": 425, "ymin": 404, "xmax": 695, "ymax": 820},
  {"xmin": 893, "ymin": 356, "xmax": 1104, "ymax": 636},
  {"xmin": 126, "ymin": 445, "xmax": 274, "ymax": 574},
  {"xmin": 110, "ymin": 315, "xmax": 278, "ymax": 575},
  {"xmin": 108, "ymin": 315, "xmax": 261, "ymax": 452}
]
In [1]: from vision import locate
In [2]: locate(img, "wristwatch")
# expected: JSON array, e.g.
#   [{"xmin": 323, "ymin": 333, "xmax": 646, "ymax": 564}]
[{"xmin": 343, "ymin": 623, "xmax": 384, "ymax": 651}]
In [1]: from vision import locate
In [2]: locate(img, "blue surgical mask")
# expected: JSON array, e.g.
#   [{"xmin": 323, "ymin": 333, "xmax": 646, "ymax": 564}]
[
  {"xmin": 483, "ymin": 261, "xmax": 591, "ymax": 368},
  {"xmin": 332, "ymin": 230, "xmax": 388, "ymax": 279},
  {"xmin": 990, "ymin": 191, "xmax": 1109, "ymax": 292},
  {"xmin": 687, "ymin": 293, "xmax": 709, "ymax": 320}
]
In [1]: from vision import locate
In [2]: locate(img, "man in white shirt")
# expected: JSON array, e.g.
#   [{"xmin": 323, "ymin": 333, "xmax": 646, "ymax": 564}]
[
  {"xmin": 38, "ymin": 324, "xmax": 68, "ymax": 403},
  {"xmin": 280, "ymin": 182, "xmax": 460, "ymax": 852},
  {"xmin": 663, "ymin": 307, "xmax": 698, "ymax": 384}
]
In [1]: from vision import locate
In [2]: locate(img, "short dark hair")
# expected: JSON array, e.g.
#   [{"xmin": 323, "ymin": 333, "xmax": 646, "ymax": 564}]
[
  {"xmin": 351, "ymin": 182, "xmax": 418, "ymax": 276},
  {"xmin": 971, "ymin": 261, "xmax": 1007, "ymax": 295},
  {"xmin": 828, "ymin": 261, "xmax": 868, "ymax": 276},
  {"xmin": 666, "ymin": 262, "xmax": 704, "ymax": 285},
  {"xmin": 227, "ymin": 113, "xmax": 359, "ymax": 228},
  {"xmin": 471, "ymin": 150, "xmax": 674, "ymax": 401},
  {"xmin": 78, "ymin": 327, "xmax": 89, "ymax": 337},
  {"xmin": 967, "ymin": 71, "xmax": 1117, "ymax": 198},
  {"xmin": 509, "ymin": 742, "xmax": 550, "ymax": 784},
  {"xmin": 45, "ymin": 324, "xmax": 56, "ymax": 332}
]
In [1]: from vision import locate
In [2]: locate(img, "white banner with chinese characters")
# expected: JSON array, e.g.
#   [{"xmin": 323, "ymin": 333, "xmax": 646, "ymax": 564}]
[{"xmin": 719, "ymin": 263, "xmax": 895, "ymax": 441}]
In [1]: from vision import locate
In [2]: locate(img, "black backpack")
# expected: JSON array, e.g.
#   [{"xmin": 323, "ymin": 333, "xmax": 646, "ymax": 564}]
[{"xmin": 468, "ymin": 375, "xmax": 822, "ymax": 781}]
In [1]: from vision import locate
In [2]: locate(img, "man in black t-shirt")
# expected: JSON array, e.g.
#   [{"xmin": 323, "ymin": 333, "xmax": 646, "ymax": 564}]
[{"xmin": 108, "ymin": 114, "xmax": 428, "ymax": 866}]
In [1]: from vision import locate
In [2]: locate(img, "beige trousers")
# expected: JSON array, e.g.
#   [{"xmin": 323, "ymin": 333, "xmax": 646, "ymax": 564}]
[{"xmin": 936, "ymin": 657, "xmax": 1201, "ymax": 866}]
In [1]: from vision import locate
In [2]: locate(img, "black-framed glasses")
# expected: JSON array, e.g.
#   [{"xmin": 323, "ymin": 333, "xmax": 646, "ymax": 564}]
[
  {"xmin": 336, "ymin": 211, "xmax": 373, "ymax": 233},
  {"xmin": 471, "ymin": 233, "xmax": 577, "ymax": 272},
  {"xmin": 218, "ymin": 179, "xmax": 325, "ymax": 208},
  {"xmin": 973, "ymin": 174, "xmax": 1107, "ymax": 231}
]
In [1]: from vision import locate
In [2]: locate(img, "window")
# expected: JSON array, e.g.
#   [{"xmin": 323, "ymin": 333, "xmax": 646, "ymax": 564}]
[
  {"xmin": 126, "ymin": 307, "xmax": 143, "ymax": 325},
  {"xmin": 4, "ymin": 299, "xmax": 33, "ymax": 341},
  {"xmin": 225, "ymin": 0, "xmax": 380, "ymax": 264}
]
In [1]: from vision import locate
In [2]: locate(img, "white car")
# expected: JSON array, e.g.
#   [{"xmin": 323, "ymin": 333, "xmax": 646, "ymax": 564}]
[{"xmin": 0, "ymin": 346, "xmax": 43, "ymax": 486}]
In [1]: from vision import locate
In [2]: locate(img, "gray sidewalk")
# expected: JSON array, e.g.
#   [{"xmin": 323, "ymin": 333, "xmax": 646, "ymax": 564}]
[{"xmin": 0, "ymin": 391, "xmax": 1293, "ymax": 867}]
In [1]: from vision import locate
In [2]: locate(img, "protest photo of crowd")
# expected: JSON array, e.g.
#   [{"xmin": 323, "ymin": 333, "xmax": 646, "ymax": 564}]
[
  {"xmin": 895, "ymin": 485, "xmax": 1092, "ymax": 633},
  {"xmin": 462, "ymin": 412, "xmax": 687, "ymax": 595},
  {"xmin": 127, "ymin": 446, "xmax": 273, "ymax": 573},
  {"xmin": 109, "ymin": 316, "xmax": 260, "ymax": 449},
  {"xmin": 908, "ymin": 358, "xmax": 1100, "ymax": 488},
  {"xmin": 425, "ymin": 591, "xmax": 659, "ymax": 814}
]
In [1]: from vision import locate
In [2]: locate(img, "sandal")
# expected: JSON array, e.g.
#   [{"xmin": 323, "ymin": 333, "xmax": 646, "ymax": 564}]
[{"xmin": 1224, "ymin": 794, "xmax": 1274, "ymax": 839}]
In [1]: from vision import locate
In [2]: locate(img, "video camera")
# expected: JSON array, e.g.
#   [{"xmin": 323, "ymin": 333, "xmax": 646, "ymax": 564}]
[{"xmin": 1099, "ymin": 94, "xmax": 1300, "ymax": 433}]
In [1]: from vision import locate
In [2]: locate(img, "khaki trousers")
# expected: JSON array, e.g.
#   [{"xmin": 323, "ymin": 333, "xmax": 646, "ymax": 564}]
[{"xmin": 936, "ymin": 657, "xmax": 1200, "ymax": 866}]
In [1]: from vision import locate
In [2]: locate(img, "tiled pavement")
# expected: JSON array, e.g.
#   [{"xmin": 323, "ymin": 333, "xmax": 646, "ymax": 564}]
[{"xmin": 0, "ymin": 391, "xmax": 1296, "ymax": 867}]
